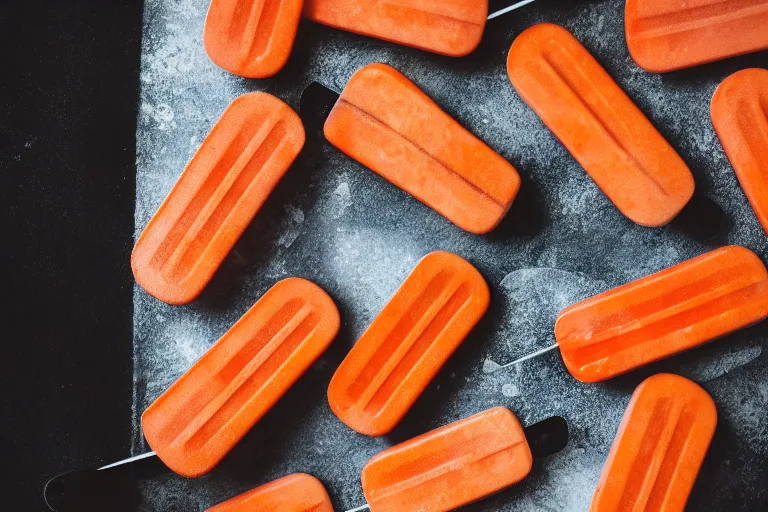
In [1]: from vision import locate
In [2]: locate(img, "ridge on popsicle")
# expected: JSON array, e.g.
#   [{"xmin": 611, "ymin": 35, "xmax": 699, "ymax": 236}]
[
  {"xmin": 303, "ymin": 0, "xmax": 488, "ymax": 57},
  {"xmin": 324, "ymin": 63, "xmax": 521, "ymax": 234},
  {"xmin": 206, "ymin": 473, "xmax": 334, "ymax": 511},
  {"xmin": 507, "ymin": 23, "xmax": 695, "ymax": 227},
  {"xmin": 204, "ymin": 1, "xmax": 542, "ymax": 77},
  {"xmin": 329, "ymin": 251, "xmax": 490, "ymax": 436},
  {"xmin": 484, "ymin": 246, "xmax": 768, "ymax": 384},
  {"xmin": 590, "ymin": 374, "xmax": 717, "ymax": 512},
  {"xmin": 132, "ymin": 92, "xmax": 305, "ymax": 305},
  {"xmin": 142, "ymin": 278, "xmax": 340, "ymax": 477},
  {"xmin": 711, "ymin": 68, "xmax": 768, "ymax": 237},
  {"xmin": 204, "ymin": 0, "xmax": 304, "ymax": 77},
  {"xmin": 625, "ymin": 0, "xmax": 768, "ymax": 73}
]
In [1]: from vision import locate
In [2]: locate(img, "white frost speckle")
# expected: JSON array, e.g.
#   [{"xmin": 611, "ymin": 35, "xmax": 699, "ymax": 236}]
[
  {"xmin": 330, "ymin": 181, "xmax": 353, "ymax": 218},
  {"xmin": 277, "ymin": 204, "xmax": 305, "ymax": 248},
  {"xmin": 140, "ymin": 102, "xmax": 175, "ymax": 131},
  {"xmin": 502, "ymin": 383, "xmax": 520, "ymax": 398}
]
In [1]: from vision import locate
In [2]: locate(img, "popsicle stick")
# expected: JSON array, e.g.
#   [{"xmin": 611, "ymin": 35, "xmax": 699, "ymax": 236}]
[
  {"xmin": 486, "ymin": 344, "xmax": 559, "ymax": 373},
  {"xmin": 488, "ymin": 0, "xmax": 537, "ymax": 20},
  {"xmin": 98, "ymin": 451, "xmax": 157, "ymax": 470},
  {"xmin": 44, "ymin": 451, "xmax": 168, "ymax": 511}
]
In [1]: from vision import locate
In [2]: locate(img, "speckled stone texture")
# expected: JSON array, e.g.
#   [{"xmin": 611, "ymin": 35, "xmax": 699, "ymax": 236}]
[{"xmin": 133, "ymin": 0, "xmax": 768, "ymax": 510}]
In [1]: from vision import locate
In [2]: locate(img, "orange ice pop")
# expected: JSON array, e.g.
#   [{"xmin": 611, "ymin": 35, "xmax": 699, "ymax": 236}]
[
  {"xmin": 132, "ymin": 92, "xmax": 305, "ymax": 305},
  {"xmin": 590, "ymin": 374, "xmax": 717, "ymax": 512},
  {"xmin": 626, "ymin": 0, "xmax": 768, "ymax": 73},
  {"xmin": 303, "ymin": 0, "xmax": 487, "ymax": 57},
  {"xmin": 324, "ymin": 63, "xmax": 520, "ymax": 234},
  {"xmin": 142, "ymin": 278, "xmax": 340, "ymax": 477},
  {"xmin": 711, "ymin": 68, "xmax": 768, "ymax": 236},
  {"xmin": 204, "ymin": 0, "xmax": 304, "ymax": 78},
  {"xmin": 507, "ymin": 23, "xmax": 695, "ymax": 227},
  {"xmin": 555, "ymin": 246, "xmax": 768, "ymax": 383},
  {"xmin": 361, "ymin": 407, "xmax": 533, "ymax": 512},
  {"xmin": 206, "ymin": 473, "xmax": 334, "ymax": 512},
  {"xmin": 328, "ymin": 251, "xmax": 489, "ymax": 436}
]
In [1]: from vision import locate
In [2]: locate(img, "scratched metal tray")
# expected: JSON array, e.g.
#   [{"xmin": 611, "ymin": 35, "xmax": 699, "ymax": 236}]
[{"xmin": 132, "ymin": 0, "xmax": 768, "ymax": 510}]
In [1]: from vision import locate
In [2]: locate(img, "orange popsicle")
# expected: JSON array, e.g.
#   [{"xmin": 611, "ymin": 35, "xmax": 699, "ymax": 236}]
[
  {"xmin": 204, "ymin": 0, "xmax": 304, "ymax": 78},
  {"xmin": 361, "ymin": 407, "xmax": 533, "ymax": 512},
  {"xmin": 555, "ymin": 246, "xmax": 768, "ymax": 383},
  {"xmin": 590, "ymin": 374, "xmax": 717, "ymax": 512},
  {"xmin": 324, "ymin": 63, "xmax": 520, "ymax": 234},
  {"xmin": 132, "ymin": 92, "xmax": 305, "ymax": 305},
  {"xmin": 328, "ymin": 251, "xmax": 489, "ymax": 436},
  {"xmin": 206, "ymin": 473, "xmax": 334, "ymax": 512},
  {"xmin": 142, "ymin": 278, "xmax": 340, "ymax": 477},
  {"xmin": 626, "ymin": 0, "xmax": 768, "ymax": 73},
  {"xmin": 303, "ymin": 0, "xmax": 487, "ymax": 57},
  {"xmin": 711, "ymin": 68, "xmax": 768, "ymax": 236},
  {"xmin": 507, "ymin": 23, "xmax": 695, "ymax": 227}
]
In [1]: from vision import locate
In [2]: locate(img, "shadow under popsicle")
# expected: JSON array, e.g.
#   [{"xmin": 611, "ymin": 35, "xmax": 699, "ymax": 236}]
[{"xmin": 190, "ymin": 140, "xmax": 332, "ymax": 313}]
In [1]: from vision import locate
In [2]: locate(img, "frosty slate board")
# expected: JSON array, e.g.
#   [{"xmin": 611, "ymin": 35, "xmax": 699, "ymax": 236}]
[{"xmin": 133, "ymin": 0, "xmax": 768, "ymax": 510}]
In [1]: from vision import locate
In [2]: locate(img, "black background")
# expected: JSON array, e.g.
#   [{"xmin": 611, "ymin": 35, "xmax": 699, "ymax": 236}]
[{"xmin": 2, "ymin": 1, "xmax": 142, "ymax": 509}]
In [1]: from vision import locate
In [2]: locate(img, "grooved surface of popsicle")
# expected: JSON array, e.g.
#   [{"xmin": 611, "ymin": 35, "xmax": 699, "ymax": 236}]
[
  {"xmin": 361, "ymin": 407, "xmax": 532, "ymax": 512},
  {"xmin": 590, "ymin": 374, "xmax": 717, "ymax": 512},
  {"xmin": 206, "ymin": 473, "xmax": 334, "ymax": 512},
  {"xmin": 324, "ymin": 63, "xmax": 520, "ymax": 234},
  {"xmin": 132, "ymin": 92, "xmax": 305, "ymax": 304},
  {"xmin": 555, "ymin": 246, "xmax": 768, "ymax": 382},
  {"xmin": 626, "ymin": 0, "xmax": 768, "ymax": 72},
  {"xmin": 204, "ymin": 0, "xmax": 303, "ymax": 77},
  {"xmin": 142, "ymin": 278, "xmax": 340, "ymax": 477},
  {"xmin": 507, "ymin": 23, "xmax": 694, "ymax": 227},
  {"xmin": 328, "ymin": 251, "xmax": 489, "ymax": 436},
  {"xmin": 303, "ymin": 0, "xmax": 487, "ymax": 56},
  {"xmin": 711, "ymin": 68, "xmax": 768, "ymax": 236}
]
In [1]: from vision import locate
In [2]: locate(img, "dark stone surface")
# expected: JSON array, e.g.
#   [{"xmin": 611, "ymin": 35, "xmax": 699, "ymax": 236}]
[{"xmin": 1, "ymin": 0, "xmax": 142, "ymax": 509}]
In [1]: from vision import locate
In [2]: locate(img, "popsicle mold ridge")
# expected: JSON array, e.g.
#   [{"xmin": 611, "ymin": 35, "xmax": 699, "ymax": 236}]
[
  {"xmin": 329, "ymin": 251, "xmax": 489, "ymax": 436},
  {"xmin": 204, "ymin": 0, "xmax": 304, "ymax": 77},
  {"xmin": 142, "ymin": 278, "xmax": 340, "ymax": 477},
  {"xmin": 206, "ymin": 473, "xmax": 334, "ymax": 512},
  {"xmin": 507, "ymin": 23, "xmax": 694, "ymax": 227},
  {"xmin": 626, "ymin": 0, "xmax": 768, "ymax": 72},
  {"xmin": 711, "ymin": 68, "xmax": 768, "ymax": 236},
  {"xmin": 324, "ymin": 63, "xmax": 520, "ymax": 234},
  {"xmin": 303, "ymin": 0, "xmax": 488, "ymax": 57},
  {"xmin": 590, "ymin": 374, "xmax": 717, "ymax": 512},
  {"xmin": 555, "ymin": 246, "xmax": 768, "ymax": 382},
  {"xmin": 362, "ymin": 407, "xmax": 533, "ymax": 512},
  {"xmin": 132, "ymin": 92, "xmax": 305, "ymax": 304}
]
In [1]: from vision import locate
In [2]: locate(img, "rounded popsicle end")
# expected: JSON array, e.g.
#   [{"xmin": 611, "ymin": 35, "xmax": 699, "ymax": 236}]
[
  {"xmin": 131, "ymin": 245, "xmax": 202, "ymax": 306},
  {"xmin": 624, "ymin": 176, "xmax": 695, "ymax": 228},
  {"xmin": 203, "ymin": 0, "xmax": 302, "ymax": 78},
  {"xmin": 141, "ymin": 409, "xmax": 217, "ymax": 478}
]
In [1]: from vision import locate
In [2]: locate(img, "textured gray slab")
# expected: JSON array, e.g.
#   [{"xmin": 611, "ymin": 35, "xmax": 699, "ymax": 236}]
[{"xmin": 133, "ymin": 0, "xmax": 768, "ymax": 510}]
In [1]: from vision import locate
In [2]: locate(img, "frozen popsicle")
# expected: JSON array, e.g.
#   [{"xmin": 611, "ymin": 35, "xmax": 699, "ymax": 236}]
[
  {"xmin": 507, "ymin": 23, "xmax": 695, "ymax": 227},
  {"xmin": 324, "ymin": 63, "xmax": 520, "ymax": 234},
  {"xmin": 625, "ymin": 0, "xmax": 768, "ymax": 73},
  {"xmin": 303, "ymin": 0, "xmax": 487, "ymax": 57},
  {"xmin": 361, "ymin": 407, "xmax": 533, "ymax": 512},
  {"xmin": 142, "ymin": 278, "xmax": 340, "ymax": 477},
  {"xmin": 328, "ymin": 251, "xmax": 489, "ymax": 436},
  {"xmin": 204, "ymin": 0, "xmax": 304, "ymax": 78},
  {"xmin": 206, "ymin": 473, "xmax": 334, "ymax": 512},
  {"xmin": 590, "ymin": 374, "xmax": 717, "ymax": 512},
  {"xmin": 555, "ymin": 245, "xmax": 768, "ymax": 383},
  {"xmin": 711, "ymin": 68, "xmax": 768, "ymax": 236},
  {"xmin": 132, "ymin": 92, "xmax": 305, "ymax": 304}
]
